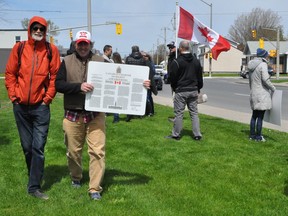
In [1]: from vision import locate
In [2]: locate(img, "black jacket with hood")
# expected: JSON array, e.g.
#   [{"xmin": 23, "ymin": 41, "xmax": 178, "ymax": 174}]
[{"xmin": 169, "ymin": 52, "xmax": 203, "ymax": 93}]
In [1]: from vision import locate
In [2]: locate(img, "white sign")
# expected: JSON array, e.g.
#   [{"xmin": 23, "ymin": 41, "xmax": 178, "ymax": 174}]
[
  {"xmin": 264, "ymin": 90, "xmax": 282, "ymax": 126},
  {"xmin": 85, "ymin": 61, "xmax": 149, "ymax": 115}
]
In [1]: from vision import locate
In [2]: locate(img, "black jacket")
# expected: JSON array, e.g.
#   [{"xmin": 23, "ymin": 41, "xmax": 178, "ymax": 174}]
[
  {"xmin": 169, "ymin": 53, "xmax": 203, "ymax": 93},
  {"xmin": 125, "ymin": 51, "xmax": 157, "ymax": 95}
]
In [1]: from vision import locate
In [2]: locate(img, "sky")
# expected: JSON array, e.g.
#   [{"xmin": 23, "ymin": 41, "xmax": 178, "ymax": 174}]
[{"xmin": 1, "ymin": 0, "xmax": 288, "ymax": 57}]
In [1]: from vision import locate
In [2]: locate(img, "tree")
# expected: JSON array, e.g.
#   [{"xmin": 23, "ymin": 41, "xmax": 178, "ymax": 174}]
[
  {"xmin": 228, "ymin": 8, "xmax": 285, "ymax": 44},
  {"xmin": 152, "ymin": 44, "xmax": 167, "ymax": 65}
]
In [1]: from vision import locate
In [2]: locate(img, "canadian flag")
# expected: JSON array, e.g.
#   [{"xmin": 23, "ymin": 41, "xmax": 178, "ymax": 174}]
[{"xmin": 178, "ymin": 7, "xmax": 231, "ymax": 60}]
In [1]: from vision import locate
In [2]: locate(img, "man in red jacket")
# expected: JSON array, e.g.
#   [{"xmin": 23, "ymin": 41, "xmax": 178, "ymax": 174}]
[{"xmin": 5, "ymin": 16, "xmax": 61, "ymax": 200}]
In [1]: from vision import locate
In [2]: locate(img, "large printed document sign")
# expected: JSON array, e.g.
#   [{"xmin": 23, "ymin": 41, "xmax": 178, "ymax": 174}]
[{"xmin": 85, "ymin": 61, "xmax": 149, "ymax": 115}]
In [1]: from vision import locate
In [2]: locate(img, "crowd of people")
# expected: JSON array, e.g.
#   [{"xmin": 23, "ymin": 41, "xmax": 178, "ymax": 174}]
[{"xmin": 4, "ymin": 15, "xmax": 276, "ymax": 201}]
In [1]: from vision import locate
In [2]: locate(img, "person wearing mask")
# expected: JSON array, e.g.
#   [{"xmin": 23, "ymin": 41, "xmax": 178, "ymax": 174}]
[
  {"xmin": 166, "ymin": 41, "xmax": 177, "ymax": 122},
  {"xmin": 166, "ymin": 41, "xmax": 176, "ymax": 85},
  {"xmin": 247, "ymin": 48, "xmax": 276, "ymax": 142},
  {"xmin": 5, "ymin": 16, "xmax": 61, "ymax": 200},
  {"xmin": 55, "ymin": 30, "xmax": 106, "ymax": 201},
  {"xmin": 165, "ymin": 40, "xmax": 203, "ymax": 141}
]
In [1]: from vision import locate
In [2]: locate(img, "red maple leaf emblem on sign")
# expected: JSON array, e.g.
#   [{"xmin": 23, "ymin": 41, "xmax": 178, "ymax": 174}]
[{"xmin": 198, "ymin": 26, "xmax": 213, "ymax": 42}]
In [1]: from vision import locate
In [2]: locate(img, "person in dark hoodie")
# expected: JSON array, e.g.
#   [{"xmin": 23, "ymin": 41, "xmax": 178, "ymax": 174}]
[
  {"xmin": 125, "ymin": 45, "xmax": 156, "ymax": 121},
  {"xmin": 247, "ymin": 48, "xmax": 276, "ymax": 142},
  {"xmin": 165, "ymin": 40, "xmax": 203, "ymax": 141}
]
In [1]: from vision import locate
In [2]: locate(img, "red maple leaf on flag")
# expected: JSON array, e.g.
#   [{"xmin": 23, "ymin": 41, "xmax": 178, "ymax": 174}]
[{"xmin": 198, "ymin": 26, "xmax": 213, "ymax": 42}]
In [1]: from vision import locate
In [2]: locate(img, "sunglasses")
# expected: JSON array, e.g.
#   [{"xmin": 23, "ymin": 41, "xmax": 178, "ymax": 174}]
[{"xmin": 32, "ymin": 26, "xmax": 45, "ymax": 32}]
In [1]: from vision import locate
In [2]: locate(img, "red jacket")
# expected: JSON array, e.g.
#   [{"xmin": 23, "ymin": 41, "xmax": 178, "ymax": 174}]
[{"xmin": 5, "ymin": 16, "xmax": 60, "ymax": 105}]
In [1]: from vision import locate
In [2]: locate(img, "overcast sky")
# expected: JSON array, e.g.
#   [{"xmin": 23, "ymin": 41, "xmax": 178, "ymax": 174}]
[{"xmin": 1, "ymin": 0, "xmax": 288, "ymax": 56}]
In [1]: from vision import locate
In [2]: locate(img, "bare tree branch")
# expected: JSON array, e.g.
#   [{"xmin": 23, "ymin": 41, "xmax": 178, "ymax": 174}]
[{"xmin": 228, "ymin": 7, "xmax": 286, "ymax": 45}]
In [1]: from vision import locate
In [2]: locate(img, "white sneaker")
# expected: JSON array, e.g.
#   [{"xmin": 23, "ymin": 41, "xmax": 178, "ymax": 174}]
[{"xmin": 256, "ymin": 136, "xmax": 266, "ymax": 142}]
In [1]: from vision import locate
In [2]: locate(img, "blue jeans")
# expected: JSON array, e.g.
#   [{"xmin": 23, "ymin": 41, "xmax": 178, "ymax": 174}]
[
  {"xmin": 250, "ymin": 110, "xmax": 265, "ymax": 139},
  {"xmin": 13, "ymin": 103, "xmax": 50, "ymax": 193}
]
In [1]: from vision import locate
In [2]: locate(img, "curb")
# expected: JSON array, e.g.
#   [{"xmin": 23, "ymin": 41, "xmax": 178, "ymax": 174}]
[{"xmin": 154, "ymin": 95, "xmax": 288, "ymax": 133}]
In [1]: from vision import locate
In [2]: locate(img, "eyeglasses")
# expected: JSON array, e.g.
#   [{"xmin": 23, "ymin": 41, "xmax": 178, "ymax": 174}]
[{"xmin": 32, "ymin": 26, "xmax": 45, "ymax": 32}]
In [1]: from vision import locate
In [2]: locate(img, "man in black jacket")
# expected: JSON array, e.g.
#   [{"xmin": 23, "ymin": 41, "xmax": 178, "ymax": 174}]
[
  {"xmin": 165, "ymin": 40, "xmax": 203, "ymax": 141},
  {"xmin": 166, "ymin": 41, "xmax": 176, "ymax": 84}
]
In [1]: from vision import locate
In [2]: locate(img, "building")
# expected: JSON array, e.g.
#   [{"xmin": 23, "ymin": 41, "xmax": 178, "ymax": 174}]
[
  {"xmin": 0, "ymin": 29, "xmax": 28, "ymax": 73},
  {"xmin": 243, "ymin": 41, "xmax": 288, "ymax": 73},
  {"xmin": 199, "ymin": 45, "xmax": 245, "ymax": 74}
]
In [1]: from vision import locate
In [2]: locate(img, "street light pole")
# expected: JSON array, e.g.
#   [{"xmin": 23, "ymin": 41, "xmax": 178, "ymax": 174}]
[
  {"xmin": 200, "ymin": 0, "xmax": 212, "ymax": 77},
  {"xmin": 87, "ymin": 0, "xmax": 92, "ymax": 34},
  {"xmin": 276, "ymin": 27, "xmax": 280, "ymax": 80}
]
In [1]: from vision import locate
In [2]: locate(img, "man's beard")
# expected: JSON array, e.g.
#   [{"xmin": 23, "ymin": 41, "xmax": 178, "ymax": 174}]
[{"xmin": 32, "ymin": 34, "xmax": 44, "ymax": 41}]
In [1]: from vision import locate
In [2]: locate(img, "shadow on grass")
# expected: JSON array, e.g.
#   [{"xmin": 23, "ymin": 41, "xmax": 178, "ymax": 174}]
[
  {"xmin": 283, "ymin": 179, "xmax": 288, "ymax": 196},
  {"xmin": 0, "ymin": 136, "xmax": 12, "ymax": 145},
  {"xmin": 103, "ymin": 168, "xmax": 152, "ymax": 191},
  {"xmin": 42, "ymin": 164, "xmax": 69, "ymax": 190}
]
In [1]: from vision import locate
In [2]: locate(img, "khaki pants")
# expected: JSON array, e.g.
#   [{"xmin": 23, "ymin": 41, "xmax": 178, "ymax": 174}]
[{"xmin": 63, "ymin": 112, "xmax": 106, "ymax": 193}]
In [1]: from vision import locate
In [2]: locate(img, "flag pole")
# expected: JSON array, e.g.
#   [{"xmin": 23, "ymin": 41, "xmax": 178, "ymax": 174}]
[{"xmin": 175, "ymin": 1, "xmax": 179, "ymax": 58}]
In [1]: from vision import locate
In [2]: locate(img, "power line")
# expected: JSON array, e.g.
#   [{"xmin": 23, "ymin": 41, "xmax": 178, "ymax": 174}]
[{"xmin": 0, "ymin": 9, "xmax": 61, "ymax": 13}]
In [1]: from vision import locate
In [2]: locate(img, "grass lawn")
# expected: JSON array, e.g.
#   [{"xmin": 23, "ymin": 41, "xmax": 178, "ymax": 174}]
[{"xmin": 1, "ymin": 79, "xmax": 288, "ymax": 215}]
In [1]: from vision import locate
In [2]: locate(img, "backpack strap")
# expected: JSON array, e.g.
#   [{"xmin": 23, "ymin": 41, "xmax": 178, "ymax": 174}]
[
  {"xmin": 17, "ymin": 41, "xmax": 52, "ymax": 69},
  {"xmin": 17, "ymin": 41, "xmax": 25, "ymax": 70},
  {"xmin": 172, "ymin": 59, "xmax": 179, "ymax": 68},
  {"xmin": 45, "ymin": 41, "xmax": 52, "ymax": 61}
]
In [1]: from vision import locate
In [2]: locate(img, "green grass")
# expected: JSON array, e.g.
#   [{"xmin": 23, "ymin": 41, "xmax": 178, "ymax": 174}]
[
  {"xmin": 203, "ymin": 73, "xmax": 239, "ymax": 77},
  {"xmin": 1, "ymin": 79, "xmax": 288, "ymax": 215}
]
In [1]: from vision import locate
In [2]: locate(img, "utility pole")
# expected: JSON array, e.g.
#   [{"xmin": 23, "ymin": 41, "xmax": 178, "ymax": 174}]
[
  {"xmin": 163, "ymin": 27, "xmax": 167, "ymax": 67},
  {"xmin": 200, "ymin": 0, "xmax": 212, "ymax": 77},
  {"xmin": 87, "ymin": 0, "xmax": 92, "ymax": 34},
  {"xmin": 276, "ymin": 27, "xmax": 280, "ymax": 80},
  {"xmin": 156, "ymin": 39, "xmax": 159, "ymax": 65}
]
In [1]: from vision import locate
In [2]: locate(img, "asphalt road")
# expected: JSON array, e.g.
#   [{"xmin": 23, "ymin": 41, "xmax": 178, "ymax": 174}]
[
  {"xmin": 154, "ymin": 76, "xmax": 288, "ymax": 132},
  {"xmin": 158, "ymin": 77, "xmax": 288, "ymax": 120}
]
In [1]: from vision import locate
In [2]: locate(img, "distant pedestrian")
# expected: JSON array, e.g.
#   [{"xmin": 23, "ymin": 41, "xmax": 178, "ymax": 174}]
[
  {"xmin": 111, "ymin": 51, "xmax": 122, "ymax": 123},
  {"xmin": 102, "ymin": 45, "xmax": 114, "ymax": 63},
  {"xmin": 166, "ymin": 41, "xmax": 177, "ymax": 122},
  {"xmin": 247, "ymin": 48, "xmax": 276, "ymax": 142},
  {"xmin": 166, "ymin": 41, "xmax": 176, "ymax": 84},
  {"xmin": 5, "ymin": 16, "xmax": 61, "ymax": 200},
  {"xmin": 165, "ymin": 40, "xmax": 203, "ymax": 141},
  {"xmin": 142, "ymin": 51, "xmax": 157, "ymax": 116},
  {"xmin": 125, "ymin": 45, "xmax": 154, "ymax": 121},
  {"xmin": 102, "ymin": 45, "xmax": 120, "ymax": 123}
]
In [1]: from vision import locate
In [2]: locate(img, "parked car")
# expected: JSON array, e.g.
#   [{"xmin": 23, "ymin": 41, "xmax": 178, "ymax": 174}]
[
  {"xmin": 153, "ymin": 74, "xmax": 163, "ymax": 90},
  {"xmin": 240, "ymin": 65, "xmax": 275, "ymax": 79},
  {"xmin": 154, "ymin": 65, "xmax": 167, "ymax": 76}
]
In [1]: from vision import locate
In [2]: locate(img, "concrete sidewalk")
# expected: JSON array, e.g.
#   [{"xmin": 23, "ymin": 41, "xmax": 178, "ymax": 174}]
[{"xmin": 153, "ymin": 95, "xmax": 288, "ymax": 133}]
